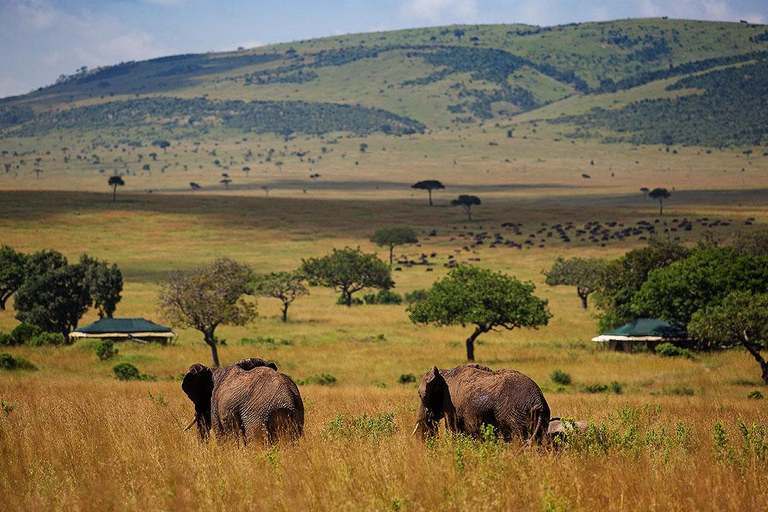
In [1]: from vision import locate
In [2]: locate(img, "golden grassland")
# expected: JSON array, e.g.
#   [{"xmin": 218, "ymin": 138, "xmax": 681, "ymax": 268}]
[{"xmin": 1, "ymin": 177, "xmax": 768, "ymax": 510}]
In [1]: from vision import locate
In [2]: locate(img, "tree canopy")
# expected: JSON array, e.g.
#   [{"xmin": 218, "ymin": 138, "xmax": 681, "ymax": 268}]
[
  {"xmin": 301, "ymin": 247, "xmax": 393, "ymax": 307},
  {"xmin": 370, "ymin": 227, "xmax": 418, "ymax": 266},
  {"xmin": 408, "ymin": 265, "xmax": 551, "ymax": 362},
  {"xmin": 544, "ymin": 256, "xmax": 605, "ymax": 309},
  {"xmin": 411, "ymin": 180, "xmax": 445, "ymax": 206},
  {"xmin": 108, "ymin": 175, "xmax": 125, "ymax": 202},
  {"xmin": 0, "ymin": 245, "xmax": 27, "ymax": 310},
  {"xmin": 648, "ymin": 188, "xmax": 671, "ymax": 216},
  {"xmin": 251, "ymin": 270, "xmax": 308, "ymax": 322},
  {"xmin": 451, "ymin": 195, "xmax": 481, "ymax": 221},
  {"xmin": 158, "ymin": 258, "xmax": 256, "ymax": 367},
  {"xmin": 80, "ymin": 255, "xmax": 123, "ymax": 319}
]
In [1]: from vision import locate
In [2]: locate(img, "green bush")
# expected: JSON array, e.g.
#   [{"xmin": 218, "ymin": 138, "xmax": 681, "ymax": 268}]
[
  {"xmin": 653, "ymin": 386, "xmax": 695, "ymax": 396},
  {"xmin": 322, "ymin": 412, "xmax": 398, "ymax": 440},
  {"xmin": 364, "ymin": 289, "xmax": 403, "ymax": 305},
  {"xmin": 95, "ymin": 339, "xmax": 119, "ymax": 360},
  {"xmin": 11, "ymin": 323, "xmax": 41, "ymax": 344},
  {"xmin": 300, "ymin": 373, "xmax": 337, "ymax": 386},
  {"xmin": 336, "ymin": 295, "xmax": 364, "ymax": 306},
  {"xmin": 239, "ymin": 336, "xmax": 292, "ymax": 346},
  {"xmin": 113, "ymin": 362, "xmax": 156, "ymax": 381},
  {"xmin": 551, "ymin": 369, "xmax": 572, "ymax": 385},
  {"xmin": 654, "ymin": 342, "xmax": 694, "ymax": 359},
  {"xmin": 0, "ymin": 333, "xmax": 16, "ymax": 346},
  {"xmin": 404, "ymin": 289, "xmax": 429, "ymax": 304},
  {"xmin": 28, "ymin": 332, "xmax": 66, "ymax": 347},
  {"xmin": 747, "ymin": 390, "xmax": 764, "ymax": 400},
  {"xmin": 584, "ymin": 381, "xmax": 623, "ymax": 394},
  {"xmin": 0, "ymin": 353, "xmax": 37, "ymax": 371},
  {"xmin": 398, "ymin": 373, "xmax": 417, "ymax": 384}
]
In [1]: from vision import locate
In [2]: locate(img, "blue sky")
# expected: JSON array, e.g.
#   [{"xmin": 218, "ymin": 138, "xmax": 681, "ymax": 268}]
[{"xmin": 1, "ymin": 0, "xmax": 767, "ymax": 98}]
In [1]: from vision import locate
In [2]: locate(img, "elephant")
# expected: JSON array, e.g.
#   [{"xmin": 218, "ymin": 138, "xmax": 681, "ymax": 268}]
[
  {"xmin": 182, "ymin": 357, "xmax": 304, "ymax": 444},
  {"xmin": 547, "ymin": 417, "xmax": 589, "ymax": 443},
  {"xmin": 413, "ymin": 363, "xmax": 550, "ymax": 443}
]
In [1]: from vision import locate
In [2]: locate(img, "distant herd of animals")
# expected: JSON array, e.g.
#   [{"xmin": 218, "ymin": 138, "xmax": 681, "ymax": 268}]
[{"xmin": 181, "ymin": 358, "xmax": 587, "ymax": 445}]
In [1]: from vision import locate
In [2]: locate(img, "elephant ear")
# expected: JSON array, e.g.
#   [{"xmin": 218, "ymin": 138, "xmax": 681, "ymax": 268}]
[
  {"xmin": 234, "ymin": 358, "xmax": 278, "ymax": 371},
  {"xmin": 423, "ymin": 366, "xmax": 449, "ymax": 415},
  {"xmin": 182, "ymin": 364, "xmax": 214, "ymax": 412}
]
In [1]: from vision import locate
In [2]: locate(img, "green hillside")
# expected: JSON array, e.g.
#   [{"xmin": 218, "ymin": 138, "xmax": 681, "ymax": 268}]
[{"xmin": 1, "ymin": 18, "xmax": 768, "ymax": 146}]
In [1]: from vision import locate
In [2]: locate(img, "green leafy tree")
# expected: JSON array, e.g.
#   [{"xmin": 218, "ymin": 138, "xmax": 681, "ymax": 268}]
[
  {"xmin": 108, "ymin": 175, "xmax": 125, "ymax": 202},
  {"xmin": 252, "ymin": 271, "xmax": 308, "ymax": 322},
  {"xmin": 14, "ymin": 262, "xmax": 90, "ymax": 339},
  {"xmin": 451, "ymin": 195, "xmax": 481, "ymax": 221},
  {"xmin": 0, "ymin": 245, "xmax": 27, "ymax": 310},
  {"xmin": 301, "ymin": 247, "xmax": 394, "ymax": 307},
  {"xmin": 648, "ymin": 188, "xmax": 671, "ymax": 216},
  {"xmin": 411, "ymin": 180, "xmax": 444, "ymax": 206},
  {"xmin": 544, "ymin": 257, "xmax": 605, "ymax": 309},
  {"xmin": 593, "ymin": 239, "xmax": 690, "ymax": 331},
  {"xmin": 158, "ymin": 258, "xmax": 256, "ymax": 367},
  {"xmin": 80, "ymin": 255, "xmax": 123, "ymax": 318},
  {"xmin": 689, "ymin": 291, "xmax": 768, "ymax": 384},
  {"xmin": 408, "ymin": 266, "xmax": 552, "ymax": 362},
  {"xmin": 370, "ymin": 227, "xmax": 418, "ymax": 266},
  {"xmin": 631, "ymin": 247, "xmax": 768, "ymax": 325},
  {"xmin": 152, "ymin": 140, "xmax": 171, "ymax": 153}
]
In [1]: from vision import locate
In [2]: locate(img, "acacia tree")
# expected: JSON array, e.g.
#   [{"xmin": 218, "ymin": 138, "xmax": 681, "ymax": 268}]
[
  {"xmin": 252, "ymin": 271, "xmax": 308, "ymax": 322},
  {"xmin": 158, "ymin": 258, "xmax": 256, "ymax": 367},
  {"xmin": 544, "ymin": 257, "xmax": 605, "ymax": 309},
  {"xmin": 451, "ymin": 195, "xmax": 481, "ymax": 221},
  {"xmin": 301, "ymin": 247, "xmax": 394, "ymax": 307},
  {"xmin": 108, "ymin": 175, "xmax": 125, "ymax": 202},
  {"xmin": 689, "ymin": 291, "xmax": 768, "ymax": 384},
  {"xmin": 411, "ymin": 180, "xmax": 445, "ymax": 206},
  {"xmin": 408, "ymin": 265, "xmax": 552, "ymax": 362},
  {"xmin": 649, "ymin": 188, "xmax": 671, "ymax": 216},
  {"xmin": 0, "ymin": 245, "xmax": 27, "ymax": 310},
  {"xmin": 370, "ymin": 227, "xmax": 418, "ymax": 266}
]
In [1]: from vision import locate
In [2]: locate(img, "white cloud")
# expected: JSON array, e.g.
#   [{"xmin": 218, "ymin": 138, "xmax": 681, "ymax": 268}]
[
  {"xmin": 400, "ymin": 0, "xmax": 479, "ymax": 23},
  {"xmin": 14, "ymin": 0, "xmax": 56, "ymax": 30}
]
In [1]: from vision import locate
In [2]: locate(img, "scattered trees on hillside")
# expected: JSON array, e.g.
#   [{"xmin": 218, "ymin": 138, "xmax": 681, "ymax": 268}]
[
  {"xmin": 370, "ymin": 227, "xmax": 418, "ymax": 266},
  {"xmin": 251, "ymin": 271, "xmax": 308, "ymax": 322},
  {"xmin": 108, "ymin": 175, "xmax": 125, "ymax": 202},
  {"xmin": 158, "ymin": 258, "xmax": 256, "ymax": 367},
  {"xmin": 301, "ymin": 247, "xmax": 393, "ymax": 307},
  {"xmin": 649, "ymin": 188, "xmax": 671, "ymax": 216},
  {"xmin": 411, "ymin": 180, "xmax": 444, "ymax": 206},
  {"xmin": 408, "ymin": 266, "xmax": 551, "ymax": 362},
  {"xmin": 0, "ymin": 245, "xmax": 27, "ymax": 310},
  {"xmin": 544, "ymin": 257, "xmax": 605, "ymax": 309},
  {"xmin": 451, "ymin": 195, "xmax": 481, "ymax": 221}
]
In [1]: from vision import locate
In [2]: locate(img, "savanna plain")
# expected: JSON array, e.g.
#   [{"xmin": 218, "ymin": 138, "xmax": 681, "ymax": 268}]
[{"xmin": 1, "ymin": 139, "xmax": 768, "ymax": 511}]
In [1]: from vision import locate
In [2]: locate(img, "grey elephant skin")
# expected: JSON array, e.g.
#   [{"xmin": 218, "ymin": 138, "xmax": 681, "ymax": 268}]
[
  {"xmin": 182, "ymin": 358, "xmax": 304, "ymax": 444},
  {"xmin": 414, "ymin": 363, "xmax": 550, "ymax": 442}
]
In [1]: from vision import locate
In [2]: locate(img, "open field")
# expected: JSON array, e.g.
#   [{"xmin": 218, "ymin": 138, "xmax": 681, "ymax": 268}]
[{"xmin": 1, "ymin": 184, "xmax": 768, "ymax": 511}]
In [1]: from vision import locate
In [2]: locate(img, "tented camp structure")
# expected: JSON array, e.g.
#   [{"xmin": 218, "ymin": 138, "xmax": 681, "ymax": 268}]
[
  {"xmin": 70, "ymin": 318, "xmax": 176, "ymax": 344},
  {"xmin": 591, "ymin": 318, "xmax": 689, "ymax": 352}
]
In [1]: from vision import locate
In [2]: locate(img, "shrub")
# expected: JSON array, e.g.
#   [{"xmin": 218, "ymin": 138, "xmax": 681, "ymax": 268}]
[
  {"xmin": 551, "ymin": 369, "xmax": 572, "ymax": 385},
  {"xmin": 0, "ymin": 353, "xmax": 37, "ymax": 371},
  {"xmin": 322, "ymin": 412, "xmax": 398, "ymax": 440},
  {"xmin": 113, "ymin": 362, "xmax": 156, "ymax": 381},
  {"xmin": 747, "ymin": 390, "xmax": 764, "ymax": 400},
  {"xmin": 239, "ymin": 336, "xmax": 292, "ymax": 346},
  {"xmin": 28, "ymin": 332, "xmax": 66, "ymax": 347},
  {"xmin": 654, "ymin": 342, "xmax": 694, "ymax": 359},
  {"xmin": 300, "ymin": 373, "xmax": 337, "ymax": 386},
  {"xmin": 398, "ymin": 373, "xmax": 417, "ymax": 384},
  {"xmin": 0, "ymin": 333, "xmax": 16, "ymax": 346},
  {"xmin": 364, "ymin": 289, "xmax": 403, "ymax": 305},
  {"xmin": 11, "ymin": 323, "xmax": 41, "ymax": 344},
  {"xmin": 654, "ymin": 386, "xmax": 695, "ymax": 396},
  {"xmin": 584, "ymin": 381, "xmax": 623, "ymax": 394},
  {"xmin": 404, "ymin": 289, "xmax": 429, "ymax": 304},
  {"xmin": 336, "ymin": 294, "xmax": 363, "ymax": 306},
  {"xmin": 95, "ymin": 339, "xmax": 119, "ymax": 360}
]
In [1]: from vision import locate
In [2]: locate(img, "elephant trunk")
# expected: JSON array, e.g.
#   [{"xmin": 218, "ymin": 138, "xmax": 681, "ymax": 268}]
[
  {"xmin": 184, "ymin": 411, "xmax": 212, "ymax": 441},
  {"xmin": 412, "ymin": 418, "xmax": 439, "ymax": 439}
]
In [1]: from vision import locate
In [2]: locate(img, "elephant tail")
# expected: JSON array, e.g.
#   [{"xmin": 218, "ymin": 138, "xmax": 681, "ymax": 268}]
[
  {"xmin": 529, "ymin": 405, "xmax": 550, "ymax": 445},
  {"xmin": 267, "ymin": 408, "xmax": 304, "ymax": 443}
]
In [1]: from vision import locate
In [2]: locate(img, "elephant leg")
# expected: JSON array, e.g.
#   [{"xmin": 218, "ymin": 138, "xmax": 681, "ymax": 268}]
[{"xmin": 266, "ymin": 409, "xmax": 301, "ymax": 443}]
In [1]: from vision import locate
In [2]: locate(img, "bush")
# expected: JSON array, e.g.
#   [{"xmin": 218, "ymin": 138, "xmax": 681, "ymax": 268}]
[
  {"xmin": 747, "ymin": 390, "xmax": 764, "ymax": 400},
  {"xmin": 95, "ymin": 339, "xmax": 119, "ymax": 360},
  {"xmin": 654, "ymin": 342, "xmax": 694, "ymax": 359},
  {"xmin": 300, "ymin": 373, "xmax": 337, "ymax": 386},
  {"xmin": 0, "ymin": 333, "xmax": 16, "ymax": 346},
  {"xmin": 113, "ymin": 362, "xmax": 155, "ymax": 381},
  {"xmin": 336, "ymin": 295, "xmax": 363, "ymax": 306},
  {"xmin": 11, "ymin": 323, "xmax": 41, "ymax": 344},
  {"xmin": 653, "ymin": 386, "xmax": 695, "ymax": 396},
  {"xmin": 239, "ymin": 336, "xmax": 292, "ymax": 346},
  {"xmin": 398, "ymin": 373, "xmax": 417, "ymax": 384},
  {"xmin": 584, "ymin": 381, "xmax": 623, "ymax": 394},
  {"xmin": 0, "ymin": 353, "xmax": 37, "ymax": 371},
  {"xmin": 28, "ymin": 332, "xmax": 66, "ymax": 347},
  {"xmin": 551, "ymin": 369, "xmax": 572, "ymax": 385},
  {"xmin": 364, "ymin": 289, "xmax": 403, "ymax": 305},
  {"xmin": 322, "ymin": 412, "xmax": 398, "ymax": 440},
  {"xmin": 404, "ymin": 289, "xmax": 429, "ymax": 304}
]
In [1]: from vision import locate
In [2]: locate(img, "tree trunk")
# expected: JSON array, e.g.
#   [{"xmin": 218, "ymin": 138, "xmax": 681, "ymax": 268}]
[
  {"xmin": 112, "ymin": 185, "xmax": 117, "ymax": 203},
  {"xmin": 428, "ymin": 189, "xmax": 433, "ymax": 206},
  {"xmin": 465, "ymin": 206, "xmax": 472, "ymax": 221},
  {"xmin": 282, "ymin": 302, "xmax": 289, "ymax": 322},
  {"xmin": 762, "ymin": 361, "xmax": 768, "ymax": 386},
  {"xmin": 465, "ymin": 328, "xmax": 484, "ymax": 362},
  {"xmin": 389, "ymin": 244, "xmax": 395, "ymax": 267},
  {"xmin": 658, "ymin": 199, "xmax": 663, "ymax": 216},
  {"xmin": 577, "ymin": 288, "xmax": 589, "ymax": 309},
  {"xmin": 742, "ymin": 336, "xmax": 768, "ymax": 385},
  {"xmin": 0, "ymin": 293, "xmax": 7, "ymax": 310},
  {"xmin": 204, "ymin": 331, "xmax": 220, "ymax": 367},
  {"xmin": 344, "ymin": 289, "xmax": 352, "ymax": 307}
]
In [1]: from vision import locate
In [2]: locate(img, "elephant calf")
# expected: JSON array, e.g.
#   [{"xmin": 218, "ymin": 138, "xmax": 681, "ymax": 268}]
[
  {"xmin": 547, "ymin": 418, "xmax": 589, "ymax": 443},
  {"xmin": 182, "ymin": 357, "xmax": 304, "ymax": 445},
  {"xmin": 414, "ymin": 363, "xmax": 550, "ymax": 443}
]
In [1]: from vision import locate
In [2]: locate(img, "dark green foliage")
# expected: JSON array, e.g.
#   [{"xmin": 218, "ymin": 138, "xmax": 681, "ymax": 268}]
[
  {"xmin": 0, "ymin": 353, "xmax": 37, "ymax": 371},
  {"xmin": 300, "ymin": 373, "xmax": 338, "ymax": 386},
  {"xmin": 593, "ymin": 239, "xmax": 690, "ymax": 331},
  {"xmin": 411, "ymin": 180, "xmax": 445, "ymax": 206},
  {"xmin": 408, "ymin": 265, "xmax": 551, "ymax": 361},
  {"xmin": 654, "ymin": 342, "xmax": 694, "ymax": 359},
  {"xmin": 336, "ymin": 294, "xmax": 364, "ymax": 306},
  {"xmin": 113, "ymin": 362, "xmax": 140, "ymax": 380},
  {"xmin": 10, "ymin": 323, "xmax": 41, "ymax": 345},
  {"xmin": 404, "ymin": 289, "xmax": 429, "ymax": 304},
  {"xmin": 363, "ymin": 289, "xmax": 403, "ymax": 305},
  {"xmin": 0, "ymin": 106, "xmax": 35, "ymax": 128},
  {"xmin": 251, "ymin": 270, "xmax": 308, "ymax": 322},
  {"xmin": 95, "ymin": 339, "xmax": 119, "ymax": 361},
  {"xmin": 544, "ymin": 257, "xmax": 604, "ymax": 309},
  {"xmin": 398, "ymin": 373, "xmax": 417, "ymax": 384},
  {"xmin": 0, "ymin": 334, "xmax": 14, "ymax": 346},
  {"xmin": 28, "ymin": 332, "xmax": 66, "ymax": 347},
  {"xmin": 551, "ymin": 369, "xmax": 572, "ymax": 385},
  {"xmin": 747, "ymin": 390, "xmax": 764, "ymax": 400},
  {"xmin": 0, "ymin": 245, "xmax": 28, "ymax": 310},
  {"xmin": 584, "ymin": 381, "xmax": 623, "ymax": 394},
  {"xmin": 451, "ymin": 195, "xmax": 481, "ymax": 221},
  {"xmin": 80, "ymin": 255, "xmax": 123, "ymax": 318},
  {"xmin": 108, "ymin": 175, "xmax": 124, "ymax": 202},
  {"xmin": 370, "ymin": 226, "xmax": 418, "ymax": 266},
  {"xmin": 302, "ymin": 247, "xmax": 394, "ymax": 307},
  {"xmin": 648, "ymin": 188, "xmax": 671, "ymax": 216}
]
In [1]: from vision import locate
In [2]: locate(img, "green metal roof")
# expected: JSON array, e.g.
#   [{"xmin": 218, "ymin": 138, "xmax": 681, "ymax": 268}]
[
  {"xmin": 602, "ymin": 318, "xmax": 687, "ymax": 338},
  {"xmin": 75, "ymin": 318, "xmax": 173, "ymax": 334}
]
